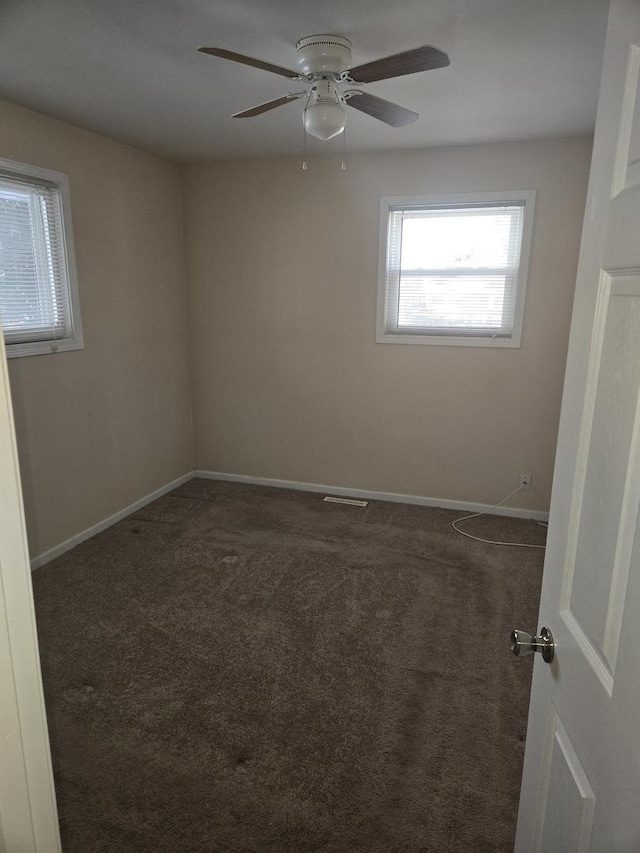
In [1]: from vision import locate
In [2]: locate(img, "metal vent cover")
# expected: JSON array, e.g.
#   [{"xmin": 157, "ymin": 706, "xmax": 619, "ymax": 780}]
[{"xmin": 322, "ymin": 495, "xmax": 368, "ymax": 507}]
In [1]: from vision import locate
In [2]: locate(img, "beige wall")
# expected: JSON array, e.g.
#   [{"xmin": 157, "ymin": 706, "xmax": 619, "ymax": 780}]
[
  {"xmin": 182, "ymin": 139, "xmax": 591, "ymax": 512},
  {"xmin": 0, "ymin": 100, "xmax": 193, "ymax": 557},
  {"xmin": 0, "ymin": 110, "xmax": 591, "ymax": 554}
]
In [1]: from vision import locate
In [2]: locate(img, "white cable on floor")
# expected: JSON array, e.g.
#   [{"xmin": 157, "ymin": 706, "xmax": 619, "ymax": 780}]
[{"xmin": 452, "ymin": 486, "xmax": 547, "ymax": 549}]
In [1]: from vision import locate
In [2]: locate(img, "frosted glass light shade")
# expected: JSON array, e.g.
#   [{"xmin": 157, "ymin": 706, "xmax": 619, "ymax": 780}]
[{"xmin": 304, "ymin": 102, "xmax": 347, "ymax": 140}]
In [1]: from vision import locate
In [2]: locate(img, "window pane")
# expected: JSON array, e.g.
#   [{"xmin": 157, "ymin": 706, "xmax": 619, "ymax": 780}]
[
  {"xmin": 0, "ymin": 189, "xmax": 39, "ymax": 333},
  {"xmin": 379, "ymin": 193, "xmax": 534, "ymax": 346},
  {"xmin": 0, "ymin": 179, "xmax": 69, "ymax": 343},
  {"xmin": 400, "ymin": 206, "xmax": 522, "ymax": 271},
  {"xmin": 397, "ymin": 275, "xmax": 508, "ymax": 330}
]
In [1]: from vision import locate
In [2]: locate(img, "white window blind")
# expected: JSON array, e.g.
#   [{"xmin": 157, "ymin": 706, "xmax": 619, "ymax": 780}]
[
  {"xmin": 0, "ymin": 160, "xmax": 82, "ymax": 358},
  {"xmin": 378, "ymin": 192, "xmax": 535, "ymax": 348}
]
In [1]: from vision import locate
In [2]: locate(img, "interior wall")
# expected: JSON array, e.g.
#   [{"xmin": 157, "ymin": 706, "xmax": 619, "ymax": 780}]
[
  {"xmin": 181, "ymin": 138, "xmax": 592, "ymax": 512},
  {"xmin": 0, "ymin": 100, "xmax": 193, "ymax": 558}
]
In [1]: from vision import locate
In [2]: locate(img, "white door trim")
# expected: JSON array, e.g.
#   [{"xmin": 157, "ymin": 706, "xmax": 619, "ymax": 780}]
[{"xmin": 0, "ymin": 335, "xmax": 61, "ymax": 852}]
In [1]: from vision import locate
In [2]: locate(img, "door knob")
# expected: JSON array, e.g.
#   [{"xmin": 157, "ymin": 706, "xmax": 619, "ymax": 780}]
[{"xmin": 510, "ymin": 627, "xmax": 554, "ymax": 663}]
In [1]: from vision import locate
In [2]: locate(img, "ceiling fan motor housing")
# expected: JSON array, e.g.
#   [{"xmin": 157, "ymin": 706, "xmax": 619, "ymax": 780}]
[{"xmin": 296, "ymin": 35, "xmax": 352, "ymax": 76}]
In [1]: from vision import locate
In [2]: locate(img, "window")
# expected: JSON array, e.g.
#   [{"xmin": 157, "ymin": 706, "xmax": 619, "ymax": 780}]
[
  {"xmin": 0, "ymin": 158, "xmax": 83, "ymax": 358},
  {"xmin": 377, "ymin": 190, "xmax": 536, "ymax": 347}
]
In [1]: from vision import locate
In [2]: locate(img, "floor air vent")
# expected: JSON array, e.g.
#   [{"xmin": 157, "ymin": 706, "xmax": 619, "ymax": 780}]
[{"xmin": 322, "ymin": 496, "xmax": 368, "ymax": 507}]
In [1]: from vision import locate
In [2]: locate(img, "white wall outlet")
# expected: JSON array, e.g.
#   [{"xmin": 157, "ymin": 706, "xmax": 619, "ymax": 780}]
[{"xmin": 519, "ymin": 473, "xmax": 532, "ymax": 491}]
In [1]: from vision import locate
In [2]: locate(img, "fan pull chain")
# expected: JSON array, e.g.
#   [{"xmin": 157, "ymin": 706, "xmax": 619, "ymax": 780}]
[
  {"xmin": 341, "ymin": 125, "xmax": 347, "ymax": 171},
  {"xmin": 302, "ymin": 117, "xmax": 308, "ymax": 170}
]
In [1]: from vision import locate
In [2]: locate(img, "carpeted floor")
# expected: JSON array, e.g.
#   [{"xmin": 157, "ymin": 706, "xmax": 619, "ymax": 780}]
[{"xmin": 32, "ymin": 479, "xmax": 545, "ymax": 853}]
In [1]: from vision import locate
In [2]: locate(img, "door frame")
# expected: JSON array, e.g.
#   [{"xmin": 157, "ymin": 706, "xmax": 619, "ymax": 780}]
[{"xmin": 0, "ymin": 336, "xmax": 61, "ymax": 852}]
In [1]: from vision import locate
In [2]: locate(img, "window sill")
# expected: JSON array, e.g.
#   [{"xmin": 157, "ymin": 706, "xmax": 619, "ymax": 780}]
[
  {"xmin": 4, "ymin": 338, "xmax": 84, "ymax": 359},
  {"xmin": 376, "ymin": 331, "xmax": 521, "ymax": 348}
]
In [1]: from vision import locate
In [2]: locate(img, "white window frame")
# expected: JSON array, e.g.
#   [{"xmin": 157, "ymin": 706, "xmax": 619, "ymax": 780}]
[
  {"xmin": 376, "ymin": 190, "xmax": 536, "ymax": 348},
  {"xmin": 0, "ymin": 157, "xmax": 83, "ymax": 359}
]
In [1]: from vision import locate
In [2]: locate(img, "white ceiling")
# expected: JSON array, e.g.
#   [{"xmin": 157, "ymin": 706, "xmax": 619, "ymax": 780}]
[{"xmin": 0, "ymin": 0, "xmax": 610, "ymax": 163}]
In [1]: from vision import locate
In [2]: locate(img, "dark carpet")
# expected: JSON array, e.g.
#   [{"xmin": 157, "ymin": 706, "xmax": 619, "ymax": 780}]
[{"xmin": 32, "ymin": 479, "xmax": 545, "ymax": 853}]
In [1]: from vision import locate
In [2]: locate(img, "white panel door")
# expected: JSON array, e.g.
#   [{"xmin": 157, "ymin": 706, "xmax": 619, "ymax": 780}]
[{"xmin": 515, "ymin": 1, "xmax": 640, "ymax": 850}]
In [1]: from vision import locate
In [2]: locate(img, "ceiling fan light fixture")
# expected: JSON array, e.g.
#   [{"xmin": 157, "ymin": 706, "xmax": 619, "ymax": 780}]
[
  {"xmin": 304, "ymin": 100, "xmax": 347, "ymax": 140},
  {"xmin": 303, "ymin": 79, "xmax": 347, "ymax": 140}
]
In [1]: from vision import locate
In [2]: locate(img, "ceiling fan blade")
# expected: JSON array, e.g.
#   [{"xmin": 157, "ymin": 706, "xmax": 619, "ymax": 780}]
[
  {"xmin": 232, "ymin": 92, "xmax": 307, "ymax": 118},
  {"xmin": 348, "ymin": 45, "xmax": 449, "ymax": 84},
  {"xmin": 346, "ymin": 92, "xmax": 418, "ymax": 127},
  {"xmin": 198, "ymin": 47, "xmax": 301, "ymax": 79}
]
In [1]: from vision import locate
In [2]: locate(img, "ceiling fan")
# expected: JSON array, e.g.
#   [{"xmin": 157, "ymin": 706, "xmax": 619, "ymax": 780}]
[{"xmin": 198, "ymin": 35, "xmax": 450, "ymax": 141}]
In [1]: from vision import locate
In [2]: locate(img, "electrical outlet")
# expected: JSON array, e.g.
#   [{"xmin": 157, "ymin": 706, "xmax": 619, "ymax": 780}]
[{"xmin": 519, "ymin": 473, "xmax": 532, "ymax": 491}]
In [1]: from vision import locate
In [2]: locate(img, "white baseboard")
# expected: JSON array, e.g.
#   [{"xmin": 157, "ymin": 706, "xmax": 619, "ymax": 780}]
[
  {"xmin": 194, "ymin": 470, "xmax": 550, "ymax": 522},
  {"xmin": 31, "ymin": 468, "xmax": 549, "ymax": 570},
  {"xmin": 30, "ymin": 472, "xmax": 194, "ymax": 570}
]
